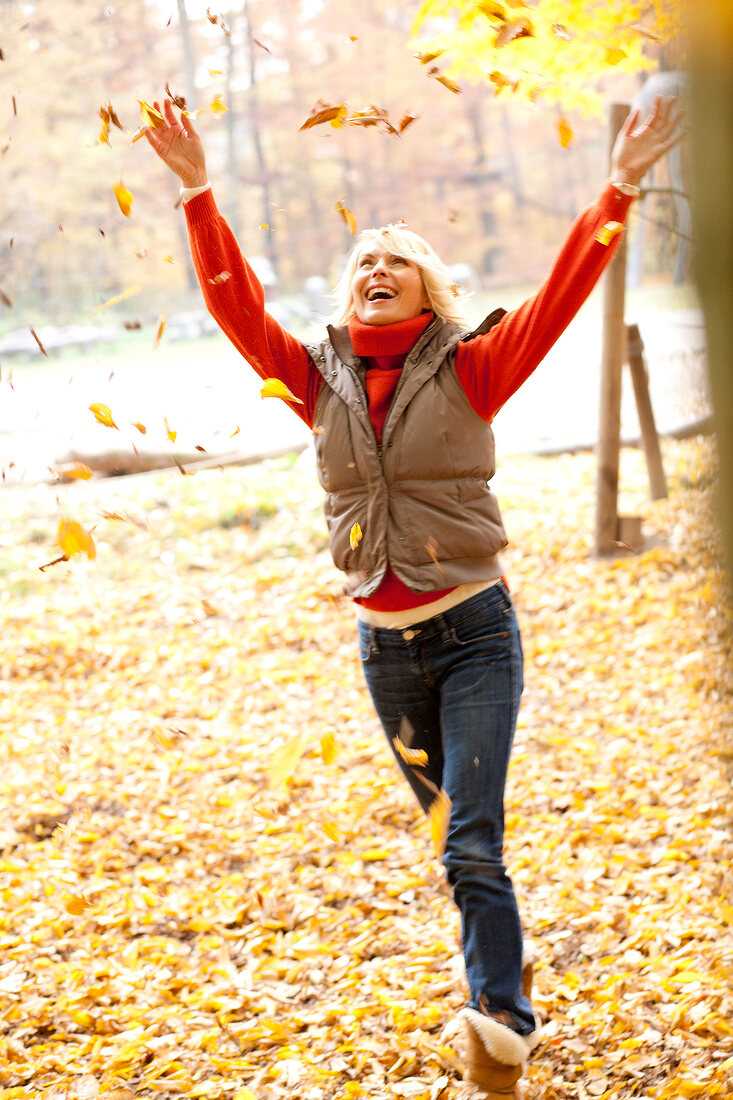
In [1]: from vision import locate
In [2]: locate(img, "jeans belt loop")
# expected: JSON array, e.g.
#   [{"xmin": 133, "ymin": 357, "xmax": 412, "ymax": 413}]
[
  {"xmin": 369, "ymin": 626, "xmax": 380, "ymax": 655},
  {"xmin": 434, "ymin": 611, "xmax": 452, "ymax": 644}
]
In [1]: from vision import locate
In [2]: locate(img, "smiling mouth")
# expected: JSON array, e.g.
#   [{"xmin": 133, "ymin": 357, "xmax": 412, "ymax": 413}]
[{"xmin": 366, "ymin": 287, "xmax": 397, "ymax": 302}]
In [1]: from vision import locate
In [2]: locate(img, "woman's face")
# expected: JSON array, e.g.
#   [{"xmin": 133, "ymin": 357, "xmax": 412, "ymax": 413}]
[{"xmin": 351, "ymin": 243, "xmax": 429, "ymax": 325}]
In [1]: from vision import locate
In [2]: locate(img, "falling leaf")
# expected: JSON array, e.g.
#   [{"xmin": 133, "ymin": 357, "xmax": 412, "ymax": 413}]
[
  {"xmin": 52, "ymin": 463, "xmax": 93, "ymax": 481},
  {"xmin": 414, "ymin": 50, "xmax": 445, "ymax": 65},
  {"xmin": 428, "ymin": 68, "xmax": 462, "ymax": 94},
  {"xmin": 206, "ymin": 8, "xmax": 231, "ymax": 34},
  {"xmin": 349, "ymin": 522, "xmax": 362, "ymax": 550},
  {"xmin": 30, "ymin": 328, "xmax": 48, "ymax": 356},
  {"xmin": 99, "ymin": 108, "xmax": 110, "ymax": 145},
  {"xmin": 165, "ymin": 82, "xmax": 186, "ymax": 110},
  {"xmin": 489, "ymin": 70, "xmax": 519, "ymax": 93},
  {"xmin": 551, "ymin": 23, "xmax": 573, "ymax": 40},
  {"xmin": 161, "ymin": 254, "xmax": 175, "ymax": 264},
  {"xmin": 399, "ymin": 112, "xmax": 419, "ymax": 133},
  {"xmin": 393, "ymin": 736, "xmax": 429, "ymax": 768},
  {"xmin": 260, "ymin": 378, "xmax": 304, "ymax": 404},
  {"xmin": 208, "ymin": 68, "xmax": 222, "ymax": 77},
  {"xmin": 164, "ymin": 418, "xmax": 177, "ymax": 442},
  {"xmin": 93, "ymin": 285, "xmax": 141, "ymax": 312},
  {"xmin": 132, "ymin": 421, "xmax": 147, "ymax": 434},
  {"xmin": 429, "ymin": 789, "xmax": 451, "ymax": 858},
  {"xmin": 336, "ymin": 200, "xmax": 357, "ymax": 235},
  {"xmin": 595, "ymin": 221, "xmax": 624, "ymax": 246},
  {"xmin": 494, "ymin": 17, "xmax": 534, "ymax": 47},
  {"xmin": 113, "ymin": 181, "xmax": 134, "ymax": 217},
  {"xmin": 230, "ymin": 425, "xmax": 240, "ymax": 437},
  {"xmin": 630, "ymin": 23, "xmax": 660, "ymax": 41},
  {"xmin": 89, "ymin": 403, "xmax": 118, "ymax": 429},
  {"xmin": 153, "ymin": 310, "xmax": 166, "ymax": 349},
  {"xmin": 557, "ymin": 117, "xmax": 574, "ymax": 148},
  {"xmin": 426, "ymin": 536, "xmax": 447, "ymax": 575},
  {"xmin": 57, "ymin": 518, "xmax": 96, "ymax": 561},
  {"xmin": 299, "ymin": 100, "xmax": 348, "ymax": 131},
  {"xmin": 0, "ymin": 287, "xmax": 12, "ymax": 308},
  {"xmin": 210, "ymin": 93, "xmax": 228, "ymax": 115},
  {"xmin": 605, "ymin": 46, "xmax": 627, "ymax": 65},
  {"xmin": 321, "ymin": 731, "xmax": 337, "ymax": 765},
  {"xmin": 208, "ymin": 271, "xmax": 232, "ymax": 285},
  {"xmin": 268, "ymin": 734, "xmax": 305, "ymax": 787},
  {"xmin": 137, "ymin": 98, "xmax": 166, "ymax": 129}
]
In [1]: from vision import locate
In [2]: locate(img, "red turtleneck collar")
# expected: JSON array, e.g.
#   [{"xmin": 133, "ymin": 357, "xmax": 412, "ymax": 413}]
[{"xmin": 347, "ymin": 312, "xmax": 433, "ymax": 358}]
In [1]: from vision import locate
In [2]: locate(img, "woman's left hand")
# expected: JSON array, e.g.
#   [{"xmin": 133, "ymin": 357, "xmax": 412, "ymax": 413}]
[{"xmin": 611, "ymin": 95, "xmax": 683, "ymax": 187}]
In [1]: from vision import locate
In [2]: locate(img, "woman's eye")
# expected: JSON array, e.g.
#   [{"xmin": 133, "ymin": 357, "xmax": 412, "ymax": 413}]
[{"xmin": 391, "ymin": 257, "xmax": 407, "ymax": 265}]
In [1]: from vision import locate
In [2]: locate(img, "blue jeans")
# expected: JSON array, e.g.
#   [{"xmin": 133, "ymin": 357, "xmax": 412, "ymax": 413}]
[{"xmin": 358, "ymin": 581, "xmax": 535, "ymax": 1035}]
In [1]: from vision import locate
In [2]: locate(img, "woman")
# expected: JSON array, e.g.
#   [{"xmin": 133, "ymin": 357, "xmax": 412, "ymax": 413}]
[{"xmin": 144, "ymin": 94, "xmax": 679, "ymax": 1098}]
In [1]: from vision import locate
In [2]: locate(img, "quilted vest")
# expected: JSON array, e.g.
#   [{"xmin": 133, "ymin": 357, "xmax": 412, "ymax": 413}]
[{"xmin": 307, "ymin": 310, "xmax": 509, "ymax": 598}]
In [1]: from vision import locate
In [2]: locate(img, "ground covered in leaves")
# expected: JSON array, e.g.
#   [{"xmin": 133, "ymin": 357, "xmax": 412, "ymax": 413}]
[{"xmin": 0, "ymin": 437, "xmax": 731, "ymax": 1100}]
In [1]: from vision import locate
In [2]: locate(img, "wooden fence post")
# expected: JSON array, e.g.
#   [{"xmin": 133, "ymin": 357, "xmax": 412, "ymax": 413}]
[
  {"xmin": 595, "ymin": 103, "xmax": 632, "ymax": 555},
  {"xmin": 626, "ymin": 323, "xmax": 668, "ymax": 500}
]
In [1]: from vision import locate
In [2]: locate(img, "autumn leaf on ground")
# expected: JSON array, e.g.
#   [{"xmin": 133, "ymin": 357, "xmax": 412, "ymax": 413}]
[
  {"xmin": 65, "ymin": 894, "xmax": 92, "ymax": 916},
  {"xmin": 595, "ymin": 221, "xmax": 624, "ymax": 246},
  {"xmin": 260, "ymin": 378, "xmax": 304, "ymax": 404},
  {"xmin": 93, "ymin": 285, "xmax": 141, "ymax": 312},
  {"xmin": 557, "ymin": 117, "xmax": 574, "ymax": 148},
  {"xmin": 268, "ymin": 734, "xmax": 306, "ymax": 787},
  {"xmin": 299, "ymin": 100, "xmax": 348, "ymax": 131},
  {"xmin": 57, "ymin": 518, "xmax": 96, "ymax": 561},
  {"xmin": 113, "ymin": 181, "xmax": 134, "ymax": 217},
  {"xmin": 393, "ymin": 735, "xmax": 429, "ymax": 768},
  {"xmin": 349, "ymin": 522, "xmax": 362, "ymax": 550},
  {"xmin": 429, "ymin": 789, "xmax": 451, "ymax": 858},
  {"xmin": 153, "ymin": 310, "xmax": 166, "ymax": 348},
  {"xmin": 321, "ymin": 731, "xmax": 338, "ymax": 765},
  {"xmin": 336, "ymin": 200, "xmax": 357, "ymax": 235},
  {"xmin": 89, "ymin": 402, "xmax": 118, "ymax": 429}
]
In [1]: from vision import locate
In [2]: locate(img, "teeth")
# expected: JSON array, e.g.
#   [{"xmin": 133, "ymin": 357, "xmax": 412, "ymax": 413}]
[{"xmin": 367, "ymin": 287, "xmax": 397, "ymax": 302}]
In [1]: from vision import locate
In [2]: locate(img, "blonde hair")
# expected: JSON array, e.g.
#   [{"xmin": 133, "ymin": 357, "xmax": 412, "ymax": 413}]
[{"xmin": 331, "ymin": 223, "xmax": 470, "ymax": 327}]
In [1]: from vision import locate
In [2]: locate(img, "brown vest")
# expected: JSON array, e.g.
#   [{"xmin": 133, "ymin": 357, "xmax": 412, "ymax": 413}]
[{"xmin": 307, "ymin": 311, "xmax": 509, "ymax": 598}]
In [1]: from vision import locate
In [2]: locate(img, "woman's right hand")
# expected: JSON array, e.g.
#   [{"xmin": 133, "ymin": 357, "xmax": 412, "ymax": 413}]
[{"xmin": 143, "ymin": 98, "xmax": 208, "ymax": 189}]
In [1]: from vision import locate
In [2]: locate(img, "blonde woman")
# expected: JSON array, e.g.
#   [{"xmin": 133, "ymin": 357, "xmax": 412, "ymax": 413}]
[{"xmin": 145, "ymin": 95, "xmax": 680, "ymax": 1098}]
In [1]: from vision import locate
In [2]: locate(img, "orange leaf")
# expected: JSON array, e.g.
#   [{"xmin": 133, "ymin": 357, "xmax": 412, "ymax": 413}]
[
  {"xmin": 89, "ymin": 403, "xmax": 118, "ymax": 429},
  {"xmin": 260, "ymin": 377, "xmax": 304, "ymax": 404},
  {"xmin": 299, "ymin": 100, "xmax": 348, "ymax": 131},
  {"xmin": 153, "ymin": 310, "xmax": 166, "ymax": 349},
  {"xmin": 65, "ymin": 895, "xmax": 92, "ymax": 916},
  {"xmin": 132, "ymin": 421, "xmax": 147, "ymax": 434},
  {"xmin": 557, "ymin": 117, "xmax": 574, "ymax": 148},
  {"xmin": 393, "ymin": 735, "xmax": 428, "ymax": 768},
  {"xmin": 53, "ymin": 462, "xmax": 93, "ymax": 481},
  {"xmin": 137, "ymin": 98, "xmax": 166, "ymax": 129},
  {"xmin": 429, "ymin": 789, "xmax": 451, "ymax": 857},
  {"xmin": 93, "ymin": 284, "xmax": 141, "ymax": 312},
  {"xmin": 336, "ymin": 200, "xmax": 357, "ymax": 235}
]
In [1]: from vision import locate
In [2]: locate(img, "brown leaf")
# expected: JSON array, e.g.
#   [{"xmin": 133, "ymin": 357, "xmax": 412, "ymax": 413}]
[
  {"xmin": 336, "ymin": 200, "xmax": 357, "ymax": 235},
  {"xmin": 30, "ymin": 328, "xmax": 48, "ymax": 356},
  {"xmin": 494, "ymin": 18, "xmax": 534, "ymax": 48},
  {"xmin": 299, "ymin": 100, "xmax": 348, "ymax": 131}
]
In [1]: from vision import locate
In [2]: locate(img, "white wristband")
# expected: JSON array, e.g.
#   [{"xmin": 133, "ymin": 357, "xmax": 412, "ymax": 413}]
[
  {"xmin": 611, "ymin": 181, "xmax": 641, "ymax": 198},
  {"xmin": 180, "ymin": 182, "xmax": 211, "ymax": 203}
]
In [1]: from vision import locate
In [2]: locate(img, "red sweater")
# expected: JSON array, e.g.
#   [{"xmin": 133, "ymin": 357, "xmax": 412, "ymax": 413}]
[{"xmin": 183, "ymin": 184, "xmax": 633, "ymax": 610}]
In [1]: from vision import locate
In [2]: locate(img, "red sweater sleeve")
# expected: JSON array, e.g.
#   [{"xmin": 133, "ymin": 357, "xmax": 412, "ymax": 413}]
[
  {"xmin": 182, "ymin": 189, "xmax": 322, "ymax": 427},
  {"xmin": 455, "ymin": 183, "xmax": 635, "ymax": 421}
]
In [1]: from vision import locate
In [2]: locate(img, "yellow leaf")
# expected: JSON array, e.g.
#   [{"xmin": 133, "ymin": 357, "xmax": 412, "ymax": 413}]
[
  {"xmin": 557, "ymin": 117, "xmax": 574, "ymax": 148},
  {"xmin": 164, "ymin": 418, "xmax": 177, "ymax": 442},
  {"xmin": 349, "ymin": 522, "xmax": 362, "ymax": 550},
  {"xmin": 210, "ymin": 93, "xmax": 228, "ymax": 115},
  {"xmin": 230, "ymin": 425, "xmax": 240, "ymax": 437},
  {"xmin": 605, "ymin": 46, "xmax": 627, "ymax": 65},
  {"xmin": 153, "ymin": 310, "xmax": 166, "ymax": 349},
  {"xmin": 89, "ymin": 402, "xmax": 118, "ymax": 429},
  {"xmin": 92, "ymin": 284, "xmax": 141, "ymax": 312},
  {"xmin": 393, "ymin": 735, "xmax": 428, "ymax": 768},
  {"xmin": 299, "ymin": 100, "xmax": 348, "ymax": 131},
  {"xmin": 323, "ymin": 821, "xmax": 340, "ymax": 842},
  {"xmin": 260, "ymin": 377, "xmax": 304, "ymax": 404},
  {"xmin": 53, "ymin": 462, "xmax": 93, "ymax": 481},
  {"xmin": 161, "ymin": 254, "xmax": 175, "ymax": 264},
  {"xmin": 138, "ymin": 98, "xmax": 166, "ymax": 129},
  {"xmin": 57, "ymin": 518, "xmax": 97, "ymax": 561},
  {"xmin": 133, "ymin": 421, "xmax": 147, "ymax": 434},
  {"xmin": 268, "ymin": 734, "xmax": 306, "ymax": 787},
  {"xmin": 336, "ymin": 200, "xmax": 357, "ymax": 235},
  {"xmin": 113, "ymin": 181, "xmax": 134, "ymax": 217},
  {"xmin": 429, "ymin": 789, "xmax": 451, "ymax": 857},
  {"xmin": 595, "ymin": 221, "xmax": 625, "ymax": 246},
  {"xmin": 233, "ymin": 1091, "xmax": 258, "ymax": 1100},
  {"xmin": 321, "ymin": 731, "xmax": 337, "ymax": 764}
]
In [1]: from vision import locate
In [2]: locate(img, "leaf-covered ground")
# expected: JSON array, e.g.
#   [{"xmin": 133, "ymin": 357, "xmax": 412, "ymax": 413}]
[{"xmin": 0, "ymin": 437, "xmax": 730, "ymax": 1100}]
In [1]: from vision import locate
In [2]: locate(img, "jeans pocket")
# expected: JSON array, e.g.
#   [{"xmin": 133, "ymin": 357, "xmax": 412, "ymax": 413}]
[
  {"xmin": 449, "ymin": 603, "xmax": 511, "ymax": 648},
  {"xmin": 358, "ymin": 627, "xmax": 378, "ymax": 664}
]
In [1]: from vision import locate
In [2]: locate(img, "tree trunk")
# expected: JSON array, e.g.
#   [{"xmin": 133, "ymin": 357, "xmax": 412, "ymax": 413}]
[{"xmin": 242, "ymin": 0, "xmax": 279, "ymax": 280}]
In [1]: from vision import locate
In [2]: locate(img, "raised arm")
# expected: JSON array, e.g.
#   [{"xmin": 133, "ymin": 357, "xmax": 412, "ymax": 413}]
[
  {"xmin": 141, "ymin": 99, "xmax": 322, "ymax": 424},
  {"xmin": 457, "ymin": 96, "xmax": 682, "ymax": 421}
]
